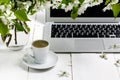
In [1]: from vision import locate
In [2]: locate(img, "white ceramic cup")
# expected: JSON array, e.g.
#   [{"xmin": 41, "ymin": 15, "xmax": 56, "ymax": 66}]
[{"xmin": 32, "ymin": 40, "xmax": 49, "ymax": 64}]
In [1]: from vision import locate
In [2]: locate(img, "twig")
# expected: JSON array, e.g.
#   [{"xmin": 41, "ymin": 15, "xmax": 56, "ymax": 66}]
[
  {"xmin": 19, "ymin": 21, "xmax": 29, "ymax": 34},
  {"xmin": 23, "ymin": 21, "xmax": 29, "ymax": 34},
  {"xmin": 13, "ymin": 0, "xmax": 17, "ymax": 10},
  {"xmin": 14, "ymin": 27, "xmax": 17, "ymax": 44},
  {"xmin": 2, "ymin": 35, "xmax": 7, "ymax": 42},
  {"xmin": 6, "ymin": 34, "xmax": 12, "ymax": 46}
]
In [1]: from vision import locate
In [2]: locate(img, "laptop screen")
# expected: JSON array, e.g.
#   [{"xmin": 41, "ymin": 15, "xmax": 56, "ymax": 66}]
[
  {"xmin": 46, "ymin": 1, "xmax": 120, "ymax": 22},
  {"xmin": 50, "ymin": 3, "xmax": 120, "ymax": 17}
]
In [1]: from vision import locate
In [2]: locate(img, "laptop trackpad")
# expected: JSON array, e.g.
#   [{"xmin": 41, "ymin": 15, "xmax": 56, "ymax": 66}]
[{"xmin": 75, "ymin": 39, "xmax": 104, "ymax": 51}]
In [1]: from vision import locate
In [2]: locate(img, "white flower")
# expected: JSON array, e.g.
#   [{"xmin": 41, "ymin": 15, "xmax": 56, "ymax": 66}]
[
  {"xmin": 64, "ymin": 3, "xmax": 74, "ymax": 12},
  {"xmin": 43, "ymin": 1, "xmax": 52, "ymax": 8},
  {"xmin": 103, "ymin": 0, "xmax": 119, "ymax": 11},
  {"xmin": 0, "ymin": 5, "xmax": 5, "ymax": 12},
  {"xmin": 74, "ymin": 0, "xmax": 81, "ymax": 5},
  {"xmin": 78, "ymin": 3, "xmax": 90, "ymax": 15},
  {"xmin": 52, "ymin": 0, "xmax": 62, "ymax": 2},
  {"xmin": 83, "ymin": 0, "xmax": 93, "ymax": 4},
  {"xmin": 89, "ymin": 0, "xmax": 103, "ymax": 7},
  {"xmin": 77, "ymin": 0, "xmax": 103, "ymax": 15},
  {"xmin": 61, "ymin": 4, "xmax": 66, "ymax": 9},
  {"xmin": 0, "ymin": 4, "xmax": 16, "ymax": 25},
  {"xmin": 3, "ymin": 12, "xmax": 16, "ymax": 25},
  {"xmin": 52, "ymin": 0, "xmax": 61, "ymax": 9},
  {"xmin": 34, "ymin": 1, "xmax": 52, "ymax": 12},
  {"xmin": 23, "ymin": 1, "xmax": 32, "ymax": 10},
  {"xmin": 1, "ymin": 17, "xmax": 7, "ymax": 25}
]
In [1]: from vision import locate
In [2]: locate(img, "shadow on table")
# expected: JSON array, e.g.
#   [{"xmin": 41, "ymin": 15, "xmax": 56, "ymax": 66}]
[
  {"xmin": 28, "ymin": 66, "xmax": 55, "ymax": 73},
  {"xmin": 19, "ymin": 62, "xmax": 55, "ymax": 73}
]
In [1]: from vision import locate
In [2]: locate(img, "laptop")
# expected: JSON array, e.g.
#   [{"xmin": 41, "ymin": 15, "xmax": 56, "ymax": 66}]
[{"xmin": 43, "ymin": 1, "xmax": 120, "ymax": 52}]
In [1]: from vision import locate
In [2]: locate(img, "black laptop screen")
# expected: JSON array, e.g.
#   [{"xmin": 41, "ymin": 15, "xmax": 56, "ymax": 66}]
[{"xmin": 50, "ymin": 2, "xmax": 120, "ymax": 17}]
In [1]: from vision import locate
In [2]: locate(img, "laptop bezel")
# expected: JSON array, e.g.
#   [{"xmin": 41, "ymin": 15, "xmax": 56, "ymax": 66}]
[{"xmin": 46, "ymin": 8, "xmax": 120, "ymax": 23}]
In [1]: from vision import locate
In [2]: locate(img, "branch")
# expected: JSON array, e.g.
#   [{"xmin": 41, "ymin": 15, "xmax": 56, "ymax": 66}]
[
  {"xmin": 14, "ymin": 27, "xmax": 17, "ymax": 44},
  {"xmin": 6, "ymin": 34, "xmax": 12, "ymax": 47},
  {"xmin": 19, "ymin": 21, "xmax": 28, "ymax": 34}
]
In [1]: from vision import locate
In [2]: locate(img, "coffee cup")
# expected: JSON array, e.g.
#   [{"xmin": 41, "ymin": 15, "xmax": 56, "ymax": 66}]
[{"xmin": 32, "ymin": 40, "xmax": 49, "ymax": 64}]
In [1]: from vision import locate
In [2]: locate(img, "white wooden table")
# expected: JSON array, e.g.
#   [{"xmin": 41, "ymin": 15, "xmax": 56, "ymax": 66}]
[{"xmin": 0, "ymin": 11, "xmax": 120, "ymax": 80}]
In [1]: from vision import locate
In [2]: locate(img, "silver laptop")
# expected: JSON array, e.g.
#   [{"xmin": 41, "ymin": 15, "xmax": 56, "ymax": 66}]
[{"xmin": 43, "ymin": 2, "xmax": 120, "ymax": 52}]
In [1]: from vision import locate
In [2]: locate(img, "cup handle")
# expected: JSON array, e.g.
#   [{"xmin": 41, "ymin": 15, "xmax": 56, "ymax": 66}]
[
  {"xmin": 25, "ymin": 47, "xmax": 34, "ymax": 58},
  {"xmin": 25, "ymin": 47, "xmax": 34, "ymax": 55},
  {"xmin": 25, "ymin": 53, "xmax": 34, "ymax": 60},
  {"xmin": 23, "ymin": 47, "xmax": 35, "ymax": 63}
]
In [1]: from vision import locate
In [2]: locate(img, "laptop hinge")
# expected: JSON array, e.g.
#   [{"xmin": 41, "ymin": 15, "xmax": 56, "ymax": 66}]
[{"xmin": 54, "ymin": 22, "xmax": 120, "ymax": 23}]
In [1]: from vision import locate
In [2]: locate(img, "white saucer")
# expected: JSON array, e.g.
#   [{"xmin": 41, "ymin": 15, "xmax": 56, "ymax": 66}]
[{"xmin": 22, "ymin": 51, "xmax": 58, "ymax": 69}]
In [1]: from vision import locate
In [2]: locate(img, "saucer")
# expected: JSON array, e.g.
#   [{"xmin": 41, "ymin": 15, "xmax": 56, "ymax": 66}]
[{"xmin": 22, "ymin": 51, "xmax": 58, "ymax": 69}]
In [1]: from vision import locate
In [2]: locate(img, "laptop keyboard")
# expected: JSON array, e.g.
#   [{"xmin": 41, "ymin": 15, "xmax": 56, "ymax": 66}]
[{"xmin": 51, "ymin": 24, "xmax": 120, "ymax": 38}]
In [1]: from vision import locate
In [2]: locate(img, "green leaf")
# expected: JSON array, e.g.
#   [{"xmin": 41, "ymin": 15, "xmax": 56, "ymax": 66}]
[
  {"xmin": 30, "ymin": 10, "xmax": 36, "ymax": 15},
  {"xmin": 71, "ymin": 12, "xmax": 78, "ymax": 19},
  {"xmin": 14, "ymin": 9, "xmax": 30, "ymax": 21},
  {"xmin": 62, "ymin": 0, "xmax": 68, "ymax": 5},
  {"xmin": 0, "ymin": 10, "xmax": 3, "ymax": 16},
  {"xmin": 26, "ymin": 27, "xmax": 30, "ymax": 32},
  {"xmin": 79, "ymin": 0, "xmax": 84, "ymax": 4},
  {"xmin": 58, "ymin": 4, "xmax": 62, "ymax": 9},
  {"xmin": 27, "ymin": 4, "xmax": 35, "ymax": 14},
  {"xmin": 112, "ymin": 3, "xmax": 120, "ymax": 18},
  {"xmin": 71, "ymin": 7, "xmax": 78, "ymax": 19},
  {"xmin": 105, "ymin": 0, "xmax": 111, "ymax": 5},
  {"xmin": 0, "ymin": 0, "xmax": 10, "ymax": 4},
  {"xmin": 62, "ymin": 0, "xmax": 74, "ymax": 5},
  {"xmin": 0, "ymin": 19, "xmax": 9, "ymax": 37},
  {"xmin": 15, "ymin": 22, "xmax": 24, "ymax": 31}
]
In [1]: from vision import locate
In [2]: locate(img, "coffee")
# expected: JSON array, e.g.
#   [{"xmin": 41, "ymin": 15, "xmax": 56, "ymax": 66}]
[{"xmin": 32, "ymin": 40, "xmax": 48, "ymax": 48}]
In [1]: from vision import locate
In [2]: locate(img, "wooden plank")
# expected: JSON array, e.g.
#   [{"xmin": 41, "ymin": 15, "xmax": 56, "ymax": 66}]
[
  {"xmin": 28, "ymin": 54, "xmax": 72, "ymax": 80},
  {"xmin": 112, "ymin": 53, "xmax": 120, "ymax": 78},
  {"xmin": 0, "ymin": 9, "xmax": 44, "ymax": 80},
  {"xmin": 0, "ymin": 50, "xmax": 28, "ymax": 80},
  {"xmin": 72, "ymin": 53, "xmax": 120, "ymax": 80}
]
